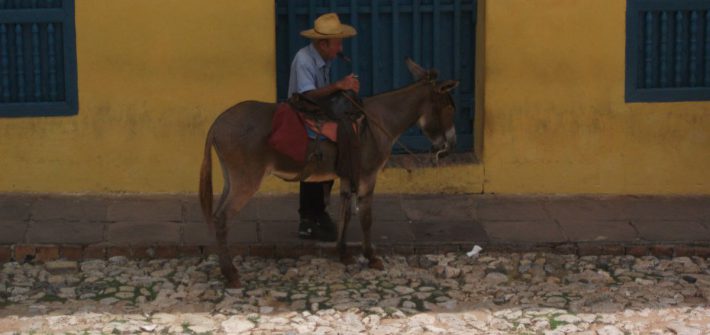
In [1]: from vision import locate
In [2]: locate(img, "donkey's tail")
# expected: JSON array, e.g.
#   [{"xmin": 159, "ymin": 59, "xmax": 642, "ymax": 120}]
[{"xmin": 198, "ymin": 128, "xmax": 215, "ymax": 231}]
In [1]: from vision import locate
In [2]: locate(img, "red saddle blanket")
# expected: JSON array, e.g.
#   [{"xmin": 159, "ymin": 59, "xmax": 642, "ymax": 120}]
[{"xmin": 267, "ymin": 103, "xmax": 338, "ymax": 163}]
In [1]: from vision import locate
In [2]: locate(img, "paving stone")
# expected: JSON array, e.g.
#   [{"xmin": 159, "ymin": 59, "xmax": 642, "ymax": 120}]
[
  {"xmin": 557, "ymin": 220, "xmax": 638, "ymax": 242},
  {"xmin": 106, "ymin": 221, "xmax": 181, "ymax": 245},
  {"xmin": 476, "ymin": 197, "xmax": 549, "ymax": 221},
  {"xmin": 410, "ymin": 220, "xmax": 488, "ymax": 243},
  {"xmin": 401, "ymin": 194, "xmax": 476, "ymax": 221},
  {"xmin": 0, "ymin": 195, "xmax": 34, "ymax": 220},
  {"xmin": 623, "ymin": 196, "xmax": 710, "ymax": 221},
  {"xmin": 31, "ymin": 197, "xmax": 108, "ymax": 221},
  {"xmin": 544, "ymin": 196, "xmax": 629, "ymax": 221},
  {"xmin": 482, "ymin": 220, "xmax": 567, "ymax": 243},
  {"xmin": 182, "ymin": 197, "xmax": 258, "ymax": 222},
  {"xmin": 632, "ymin": 220, "xmax": 710, "ymax": 242},
  {"xmin": 0, "ymin": 220, "xmax": 27, "ymax": 244},
  {"xmin": 182, "ymin": 220, "xmax": 258, "ymax": 245},
  {"xmin": 106, "ymin": 198, "xmax": 182, "ymax": 222},
  {"xmin": 255, "ymin": 195, "xmax": 300, "ymax": 221},
  {"xmin": 26, "ymin": 220, "xmax": 104, "ymax": 244}
]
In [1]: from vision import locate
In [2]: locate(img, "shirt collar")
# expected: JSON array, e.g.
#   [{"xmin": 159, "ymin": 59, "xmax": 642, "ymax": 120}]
[{"xmin": 307, "ymin": 43, "xmax": 329, "ymax": 69}]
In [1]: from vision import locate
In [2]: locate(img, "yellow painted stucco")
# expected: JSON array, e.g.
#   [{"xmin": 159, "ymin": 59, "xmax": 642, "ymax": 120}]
[
  {"xmin": 478, "ymin": 0, "xmax": 709, "ymax": 194},
  {"xmin": 0, "ymin": 0, "xmax": 480, "ymax": 194},
  {"xmin": 0, "ymin": 0, "xmax": 707, "ymax": 195}
]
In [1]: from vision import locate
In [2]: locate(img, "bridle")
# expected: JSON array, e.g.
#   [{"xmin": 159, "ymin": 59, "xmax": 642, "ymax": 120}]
[{"xmin": 338, "ymin": 75, "xmax": 454, "ymax": 167}]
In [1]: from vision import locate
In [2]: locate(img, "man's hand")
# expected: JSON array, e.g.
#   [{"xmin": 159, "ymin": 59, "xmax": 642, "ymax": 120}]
[{"xmin": 336, "ymin": 74, "xmax": 360, "ymax": 93}]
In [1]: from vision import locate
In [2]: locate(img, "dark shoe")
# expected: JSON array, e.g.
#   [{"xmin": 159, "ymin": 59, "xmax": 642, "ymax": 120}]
[
  {"xmin": 298, "ymin": 218, "xmax": 319, "ymax": 240},
  {"xmin": 315, "ymin": 213, "xmax": 337, "ymax": 242}
]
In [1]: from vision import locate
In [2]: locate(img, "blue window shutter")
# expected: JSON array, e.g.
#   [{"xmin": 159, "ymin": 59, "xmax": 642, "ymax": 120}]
[
  {"xmin": 626, "ymin": 0, "xmax": 710, "ymax": 102},
  {"xmin": 0, "ymin": 0, "xmax": 77, "ymax": 117}
]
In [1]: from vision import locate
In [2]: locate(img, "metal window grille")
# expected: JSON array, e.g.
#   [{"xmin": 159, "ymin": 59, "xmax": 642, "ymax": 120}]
[
  {"xmin": 276, "ymin": 0, "xmax": 477, "ymax": 153},
  {"xmin": 626, "ymin": 0, "xmax": 710, "ymax": 102},
  {"xmin": 0, "ymin": 0, "xmax": 77, "ymax": 117}
]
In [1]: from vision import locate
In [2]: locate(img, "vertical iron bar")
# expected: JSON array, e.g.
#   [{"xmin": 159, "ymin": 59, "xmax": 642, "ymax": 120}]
[
  {"xmin": 392, "ymin": 0, "xmax": 400, "ymax": 87},
  {"xmin": 350, "ymin": 0, "xmax": 359, "ymax": 75},
  {"xmin": 689, "ymin": 11, "xmax": 700, "ymax": 86},
  {"xmin": 453, "ymin": 0, "xmax": 462, "ymax": 122},
  {"xmin": 643, "ymin": 11, "xmax": 654, "ymax": 88},
  {"xmin": 706, "ymin": 11, "xmax": 710, "ymax": 86},
  {"xmin": 659, "ymin": 11, "xmax": 669, "ymax": 87},
  {"xmin": 32, "ymin": 23, "xmax": 41, "ymax": 101},
  {"xmin": 696, "ymin": 9, "xmax": 706, "ymax": 87},
  {"xmin": 0, "ymin": 24, "xmax": 8, "ymax": 102},
  {"xmin": 413, "ymin": 0, "xmax": 421, "ymax": 63},
  {"xmin": 433, "ymin": 0, "xmax": 440, "ymax": 68},
  {"xmin": 287, "ymin": 0, "xmax": 297, "ymax": 67},
  {"xmin": 15, "ymin": 24, "xmax": 24, "ymax": 102},
  {"xmin": 48, "ymin": 23, "xmax": 57, "ymax": 100},
  {"xmin": 309, "ymin": 0, "xmax": 316, "ymax": 25},
  {"xmin": 674, "ymin": 11, "xmax": 687, "ymax": 87},
  {"xmin": 371, "ymin": 0, "xmax": 379, "ymax": 93},
  {"xmin": 330, "ymin": 0, "xmax": 339, "ymax": 78}
]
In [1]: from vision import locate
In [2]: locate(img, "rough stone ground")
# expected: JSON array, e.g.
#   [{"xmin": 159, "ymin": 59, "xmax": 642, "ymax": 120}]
[{"xmin": 1, "ymin": 252, "xmax": 709, "ymax": 334}]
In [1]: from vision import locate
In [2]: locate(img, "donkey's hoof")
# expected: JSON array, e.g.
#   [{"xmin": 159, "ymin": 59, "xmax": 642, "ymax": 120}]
[
  {"xmin": 225, "ymin": 277, "xmax": 242, "ymax": 289},
  {"xmin": 368, "ymin": 257, "xmax": 385, "ymax": 270},
  {"xmin": 224, "ymin": 274, "xmax": 242, "ymax": 288},
  {"xmin": 340, "ymin": 254, "xmax": 357, "ymax": 265},
  {"xmin": 220, "ymin": 268, "xmax": 241, "ymax": 288}
]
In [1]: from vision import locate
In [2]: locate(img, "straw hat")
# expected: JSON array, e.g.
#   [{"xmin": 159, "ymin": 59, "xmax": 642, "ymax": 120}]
[{"xmin": 300, "ymin": 13, "xmax": 357, "ymax": 39}]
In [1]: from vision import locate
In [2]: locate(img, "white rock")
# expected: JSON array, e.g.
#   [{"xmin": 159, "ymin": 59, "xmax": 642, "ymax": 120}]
[
  {"xmin": 394, "ymin": 286, "xmax": 415, "ymax": 295},
  {"xmin": 45, "ymin": 260, "xmax": 78, "ymax": 273},
  {"xmin": 484, "ymin": 272, "xmax": 508, "ymax": 285},
  {"xmin": 221, "ymin": 316, "xmax": 255, "ymax": 333},
  {"xmin": 667, "ymin": 322, "xmax": 702, "ymax": 335},
  {"xmin": 597, "ymin": 325, "xmax": 624, "ymax": 335}
]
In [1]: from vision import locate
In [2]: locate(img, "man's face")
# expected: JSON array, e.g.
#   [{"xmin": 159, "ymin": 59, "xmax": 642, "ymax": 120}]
[{"xmin": 319, "ymin": 38, "xmax": 343, "ymax": 61}]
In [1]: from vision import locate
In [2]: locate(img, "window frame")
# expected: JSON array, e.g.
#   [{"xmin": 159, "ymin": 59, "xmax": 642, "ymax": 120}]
[
  {"xmin": 0, "ymin": 0, "xmax": 78, "ymax": 117},
  {"xmin": 625, "ymin": 0, "xmax": 710, "ymax": 103}
]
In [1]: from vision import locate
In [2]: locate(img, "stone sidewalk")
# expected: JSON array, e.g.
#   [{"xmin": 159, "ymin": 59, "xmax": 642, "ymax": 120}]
[{"xmin": 0, "ymin": 193, "xmax": 709, "ymax": 262}]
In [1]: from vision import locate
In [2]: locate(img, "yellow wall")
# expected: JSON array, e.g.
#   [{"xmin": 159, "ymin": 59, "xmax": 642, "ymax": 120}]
[
  {"xmin": 479, "ymin": 0, "xmax": 710, "ymax": 194},
  {"xmin": 0, "ymin": 0, "xmax": 482, "ymax": 194},
  {"xmin": 0, "ymin": 0, "xmax": 707, "ymax": 195},
  {"xmin": 0, "ymin": 0, "xmax": 276, "ymax": 193}
]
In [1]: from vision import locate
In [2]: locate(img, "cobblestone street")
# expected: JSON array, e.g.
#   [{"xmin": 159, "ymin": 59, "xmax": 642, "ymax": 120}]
[{"xmin": 1, "ymin": 251, "xmax": 709, "ymax": 334}]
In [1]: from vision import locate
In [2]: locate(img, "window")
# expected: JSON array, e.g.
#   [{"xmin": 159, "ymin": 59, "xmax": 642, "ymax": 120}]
[
  {"xmin": 275, "ymin": 0, "xmax": 477, "ymax": 153},
  {"xmin": 0, "ymin": 0, "xmax": 77, "ymax": 117},
  {"xmin": 626, "ymin": 0, "xmax": 710, "ymax": 102}
]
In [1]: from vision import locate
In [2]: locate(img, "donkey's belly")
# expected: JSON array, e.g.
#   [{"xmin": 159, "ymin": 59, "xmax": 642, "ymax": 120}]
[
  {"xmin": 269, "ymin": 167, "xmax": 338, "ymax": 182},
  {"xmin": 269, "ymin": 140, "xmax": 338, "ymax": 182}
]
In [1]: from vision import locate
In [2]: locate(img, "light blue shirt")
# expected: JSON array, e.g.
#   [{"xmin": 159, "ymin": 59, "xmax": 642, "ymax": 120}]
[{"xmin": 287, "ymin": 44, "xmax": 331, "ymax": 97}]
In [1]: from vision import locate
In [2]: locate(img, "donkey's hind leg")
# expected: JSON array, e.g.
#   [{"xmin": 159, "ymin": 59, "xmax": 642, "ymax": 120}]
[{"xmin": 213, "ymin": 170, "xmax": 264, "ymax": 288}]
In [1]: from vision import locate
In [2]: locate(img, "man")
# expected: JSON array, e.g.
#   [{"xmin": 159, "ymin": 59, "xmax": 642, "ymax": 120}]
[{"xmin": 288, "ymin": 13, "xmax": 360, "ymax": 241}]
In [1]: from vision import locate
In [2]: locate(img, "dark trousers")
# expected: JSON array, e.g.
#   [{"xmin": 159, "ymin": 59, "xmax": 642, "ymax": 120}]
[{"xmin": 299, "ymin": 180, "xmax": 334, "ymax": 219}]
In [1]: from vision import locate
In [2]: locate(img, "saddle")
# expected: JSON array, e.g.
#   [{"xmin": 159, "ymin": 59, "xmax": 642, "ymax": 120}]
[{"xmin": 268, "ymin": 91, "xmax": 363, "ymax": 192}]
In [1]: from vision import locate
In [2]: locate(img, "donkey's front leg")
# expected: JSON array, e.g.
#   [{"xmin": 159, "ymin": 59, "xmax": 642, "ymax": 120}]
[
  {"xmin": 358, "ymin": 194, "xmax": 384, "ymax": 270},
  {"xmin": 337, "ymin": 183, "xmax": 356, "ymax": 265}
]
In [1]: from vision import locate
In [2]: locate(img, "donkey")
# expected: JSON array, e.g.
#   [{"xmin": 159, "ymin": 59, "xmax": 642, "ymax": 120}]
[{"xmin": 199, "ymin": 58, "xmax": 459, "ymax": 288}]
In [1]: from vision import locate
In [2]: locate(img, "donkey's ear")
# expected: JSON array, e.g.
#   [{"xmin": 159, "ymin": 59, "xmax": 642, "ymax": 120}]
[
  {"xmin": 405, "ymin": 57, "xmax": 427, "ymax": 80},
  {"xmin": 436, "ymin": 80, "xmax": 460, "ymax": 93}
]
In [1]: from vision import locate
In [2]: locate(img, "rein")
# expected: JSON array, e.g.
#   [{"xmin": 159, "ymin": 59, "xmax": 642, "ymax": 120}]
[{"xmin": 338, "ymin": 81, "xmax": 440, "ymax": 168}]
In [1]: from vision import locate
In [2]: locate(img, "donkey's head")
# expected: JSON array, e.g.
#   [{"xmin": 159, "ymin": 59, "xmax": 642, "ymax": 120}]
[{"xmin": 406, "ymin": 58, "xmax": 460, "ymax": 159}]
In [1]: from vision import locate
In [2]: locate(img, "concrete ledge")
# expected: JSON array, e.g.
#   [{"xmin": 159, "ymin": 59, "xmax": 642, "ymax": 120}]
[{"xmin": 0, "ymin": 193, "xmax": 707, "ymax": 262}]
